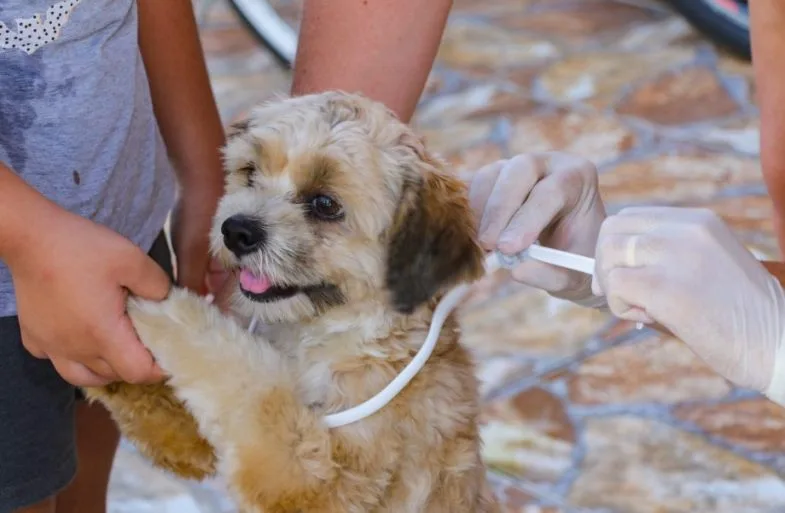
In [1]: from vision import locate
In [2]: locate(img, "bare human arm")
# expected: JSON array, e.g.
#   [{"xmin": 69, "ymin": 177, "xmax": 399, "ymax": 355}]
[
  {"xmin": 138, "ymin": 0, "xmax": 228, "ymax": 295},
  {"xmin": 750, "ymin": 1, "xmax": 785, "ymax": 253},
  {"xmin": 0, "ymin": 163, "xmax": 169, "ymax": 386},
  {"xmin": 291, "ymin": 0, "xmax": 453, "ymax": 123},
  {"xmin": 0, "ymin": 165, "xmax": 52, "ymax": 262}
]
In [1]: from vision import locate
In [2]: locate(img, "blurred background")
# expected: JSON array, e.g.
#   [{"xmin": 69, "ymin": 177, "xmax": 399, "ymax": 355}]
[{"xmin": 109, "ymin": 1, "xmax": 785, "ymax": 512}]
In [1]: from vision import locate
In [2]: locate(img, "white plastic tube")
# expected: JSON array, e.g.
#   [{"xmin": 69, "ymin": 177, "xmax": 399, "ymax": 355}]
[
  {"xmin": 495, "ymin": 244, "xmax": 595, "ymax": 275},
  {"xmin": 209, "ymin": 248, "xmax": 604, "ymax": 427},
  {"xmin": 320, "ymin": 254, "xmax": 503, "ymax": 428},
  {"xmin": 244, "ymin": 246, "xmax": 593, "ymax": 428}
]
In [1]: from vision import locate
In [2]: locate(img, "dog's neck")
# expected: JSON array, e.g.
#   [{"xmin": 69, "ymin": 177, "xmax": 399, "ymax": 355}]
[
  {"xmin": 254, "ymin": 296, "xmax": 439, "ymax": 357},
  {"xmin": 245, "ymin": 291, "xmax": 462, "ymax": 419}
]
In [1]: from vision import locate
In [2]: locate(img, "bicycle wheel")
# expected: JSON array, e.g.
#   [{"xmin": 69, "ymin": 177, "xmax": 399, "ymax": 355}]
[
  {"xmin": 228, "ymin": 0, "xmax": 300, "ymax": 68},
  {"xmin": 668, "ymin": 0, "xmax": 750, "ymax": 60}
]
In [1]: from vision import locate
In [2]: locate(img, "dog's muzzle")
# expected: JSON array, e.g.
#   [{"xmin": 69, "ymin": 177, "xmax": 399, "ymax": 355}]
[{"xmin": 221, "ymin": 215, "xmax": 267, "ymax": 257}]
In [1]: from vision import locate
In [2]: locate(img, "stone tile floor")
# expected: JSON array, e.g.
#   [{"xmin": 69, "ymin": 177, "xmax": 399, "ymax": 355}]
[{"xmin": 108, "ymin": 0, "xmax": 785, "ymax": 511}]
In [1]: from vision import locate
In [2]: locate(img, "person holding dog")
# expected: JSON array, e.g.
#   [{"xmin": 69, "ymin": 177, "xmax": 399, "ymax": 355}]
[{"xmin": 0, "ymin": 1, "xmax": 226, "ymax": 512}]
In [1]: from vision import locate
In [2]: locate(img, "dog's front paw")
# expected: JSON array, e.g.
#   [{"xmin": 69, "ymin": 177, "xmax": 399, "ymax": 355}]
[
  {"xmin": 128, "ymin": 287, "xmax": 238, "ymax": 375},
  {"xmin": 129, "ymin": 287, "xmax": 216, "ymax": 332},
  {"xmin": 126, "ymin": 288, "xmax": 288, "ymax": 447}
]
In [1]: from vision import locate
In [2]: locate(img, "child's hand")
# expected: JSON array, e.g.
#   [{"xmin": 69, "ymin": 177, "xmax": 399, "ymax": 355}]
[
  {"xmin": 7, "ymin": 210, "xmax": 171, "ymax": 387},
  {"xmin": 206, "ymin": 256, "xmax": 231, "ymax": 308}
]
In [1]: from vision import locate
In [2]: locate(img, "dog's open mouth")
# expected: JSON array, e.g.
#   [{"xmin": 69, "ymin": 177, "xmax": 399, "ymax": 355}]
[{"xmin": 238, "ymin": 269, "xmax": 301, "ymax": 302}]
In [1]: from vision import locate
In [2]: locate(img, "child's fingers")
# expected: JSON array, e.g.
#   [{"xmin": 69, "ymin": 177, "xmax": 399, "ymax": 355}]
[
  {"xmin": 84, "ymin": 358, "xmax": 118, "ymax": 381},
  {"xmin": 18, "ymin": 327, "xmax": 47, "ymax": 359},
  {"xmin": 51, "ymin": 358, "xmax": 112, "ymax": 387},
  {"xmin": 103, "ymin": 315, "xmax": 166, "ymax": 385}
]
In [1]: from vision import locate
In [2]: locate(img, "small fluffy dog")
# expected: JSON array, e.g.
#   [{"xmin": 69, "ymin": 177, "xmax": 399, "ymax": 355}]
[{"xmin": 85, "ymin": 91, "xmax": 499, "ymax": 512}]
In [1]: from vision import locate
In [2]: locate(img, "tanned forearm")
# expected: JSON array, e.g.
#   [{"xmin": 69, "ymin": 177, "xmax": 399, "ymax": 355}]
[
  {"xmin": 291, "ymin": 0, "xmax": 453, "ymax": 123},
  {"xmin": 137, "ymin": 0, "xmax": 225, "ymax": 197},
  {"xmin": 137, "ymin": 0, "xmax": 228, "ymax": 293},
  {"xmin": 750, "ymin": 1, "xmax": 785, "ymax": 252}
]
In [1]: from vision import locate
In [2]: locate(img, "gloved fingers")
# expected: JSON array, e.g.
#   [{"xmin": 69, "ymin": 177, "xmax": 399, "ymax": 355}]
[
  {"xmin": 601, "ymin": 209, "xmax": 751, "ymax": 286},
  {"xmin": 509, "ymin": 258, "xmax": 584, "ymax": 295},
  {"xmin": 478, "ymin": 154, "xmax": 545, "ymax": 249},
  {"xmin": 467, "ymin": 160, "xmax": 506, "ymax": 221},
  {"xmin": 765, "ymin": 336, "xmax": 785, "ymax": 405},
  {"xmin": 495, "ymin": 159, "xmax": 585, "ymax": 253},
  {"xmin": 496, "ymin": 177, "xmax": 566, "ymax": 254},
  {"xmin": 612, "ymin": 206, "xmax": 729, "ymax": 243},
  {"xmin": 595, "ymin": 266, "xmax": 658, "ymax": 324},
  {"xmin": 593, "ymin": 211, "xmax": 703, "ymax": 281},
  {"xmin": 617, "ymin": 205, "xmax": 715, "ymax": 221},
  {"xmin": 591, "ymin": 224, "xmax": 689, "ymax": 308},
  {"xmin": 495, "ymin": 153, "xmax": 602, "ymax": 254},
  {"xmin": 592, "ymin": 231, "xmax": 650, "ymax": 298},
  {"xmin": 595, "ymin": 208, "xmax": 668, "ymax": 239}
]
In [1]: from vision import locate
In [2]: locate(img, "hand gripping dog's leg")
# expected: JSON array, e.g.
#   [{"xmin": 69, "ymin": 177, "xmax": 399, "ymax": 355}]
[{"xmin": 129, "ymin": 288, "xmax": 400, "ymax": 513}]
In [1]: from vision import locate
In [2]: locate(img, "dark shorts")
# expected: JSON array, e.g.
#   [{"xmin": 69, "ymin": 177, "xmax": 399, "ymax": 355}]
[{"xmin": 0, "ymin": 231, "xmax": 174, "ymax": 513}]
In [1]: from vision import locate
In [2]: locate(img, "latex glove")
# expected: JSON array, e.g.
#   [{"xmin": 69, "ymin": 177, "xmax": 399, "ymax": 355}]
[
  {"xmin": 466, "ymin": 152, "xmax": 607, "ymax": 305},
  {"xmin": 592, "ymin": 206, "xmax": 785, "ymax": 401}
]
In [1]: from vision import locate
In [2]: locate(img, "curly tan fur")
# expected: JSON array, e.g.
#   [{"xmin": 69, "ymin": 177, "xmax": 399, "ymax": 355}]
[{"xmin": 84, "ymin": 91, "xmax": 498, "ymax": 513}]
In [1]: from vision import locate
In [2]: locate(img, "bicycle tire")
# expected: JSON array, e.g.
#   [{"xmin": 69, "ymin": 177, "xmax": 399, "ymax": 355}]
[
  {"xmin": 228, "ymin": 0, "xmax": 299, "ymax": 69},
  {"xmin": 668, "ymin": 0, "xmax": 750, "ymax": 60}
]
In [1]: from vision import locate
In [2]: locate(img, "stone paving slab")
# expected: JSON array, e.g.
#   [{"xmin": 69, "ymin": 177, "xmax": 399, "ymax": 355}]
[{"xmin": 108, "ymin": 1, "xmax": 784, "ymax": 511}]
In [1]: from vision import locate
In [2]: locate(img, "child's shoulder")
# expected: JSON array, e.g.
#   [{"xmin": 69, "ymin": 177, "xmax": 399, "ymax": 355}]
[{"xmin": 0, "ymin": 0, "xmax": 133, "ymax": 57}]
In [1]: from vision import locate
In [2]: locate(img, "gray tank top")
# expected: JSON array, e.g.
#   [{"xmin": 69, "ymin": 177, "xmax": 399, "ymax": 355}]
[{"xmin": 0, "ymin": 0, "xmax": 176, "ymax": 316}]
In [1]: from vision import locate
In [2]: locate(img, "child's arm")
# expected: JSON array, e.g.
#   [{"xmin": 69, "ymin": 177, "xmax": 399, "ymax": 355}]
[
  {"xmin": 0, "ymin": 165, "xmax": 49, "ymax": 263},
  {"xmin": 0, "ymin": 163, "xmax": 169, "ymax": 386},
  {"xmin": 291, "ymin": 0, "xmax": 452, "ymax": 123},
  {"xmin": 751, "ymin": 1, "xmax": 785, "ymax": 254},
  {"xmin": 137, "ymin": 0, "xmax": 227, "ymax": 294}
]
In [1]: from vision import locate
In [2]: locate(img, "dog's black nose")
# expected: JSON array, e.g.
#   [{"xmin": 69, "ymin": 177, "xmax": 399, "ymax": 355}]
[{"xmin": 221, "ymin": 215, "xmax": 266, "ymax": 257}]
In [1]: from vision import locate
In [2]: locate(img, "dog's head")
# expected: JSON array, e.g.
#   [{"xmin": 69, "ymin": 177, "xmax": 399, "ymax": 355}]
[{"xmin": 211, "ymin": 91, "xmax": 485, "ymax": 324}]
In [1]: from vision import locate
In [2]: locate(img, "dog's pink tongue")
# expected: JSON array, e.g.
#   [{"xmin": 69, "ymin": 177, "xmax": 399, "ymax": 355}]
[{"xmin": 239, "ymin": 270, "xmax": 272, "ymax": 294}]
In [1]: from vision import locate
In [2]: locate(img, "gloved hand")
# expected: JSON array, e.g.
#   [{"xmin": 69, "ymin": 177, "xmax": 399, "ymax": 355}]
[
  {"xmin": 466, "ymin": 152, "xmax": 607, "ymax": 305},
  {"xmin": 592, "ymin": 206, "xmax": 785, "ymax": 401}
]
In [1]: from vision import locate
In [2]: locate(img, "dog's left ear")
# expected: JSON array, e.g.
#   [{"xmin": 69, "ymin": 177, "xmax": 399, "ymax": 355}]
[{"xmin": 386, "ymin": 137, "xmax": 485, "ymax": 314}]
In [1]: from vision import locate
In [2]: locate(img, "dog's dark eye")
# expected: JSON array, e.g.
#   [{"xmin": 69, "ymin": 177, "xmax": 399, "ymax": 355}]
[{"xmin": 308, "ymin": 195, "xmax": 344, "ymax": 221}]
